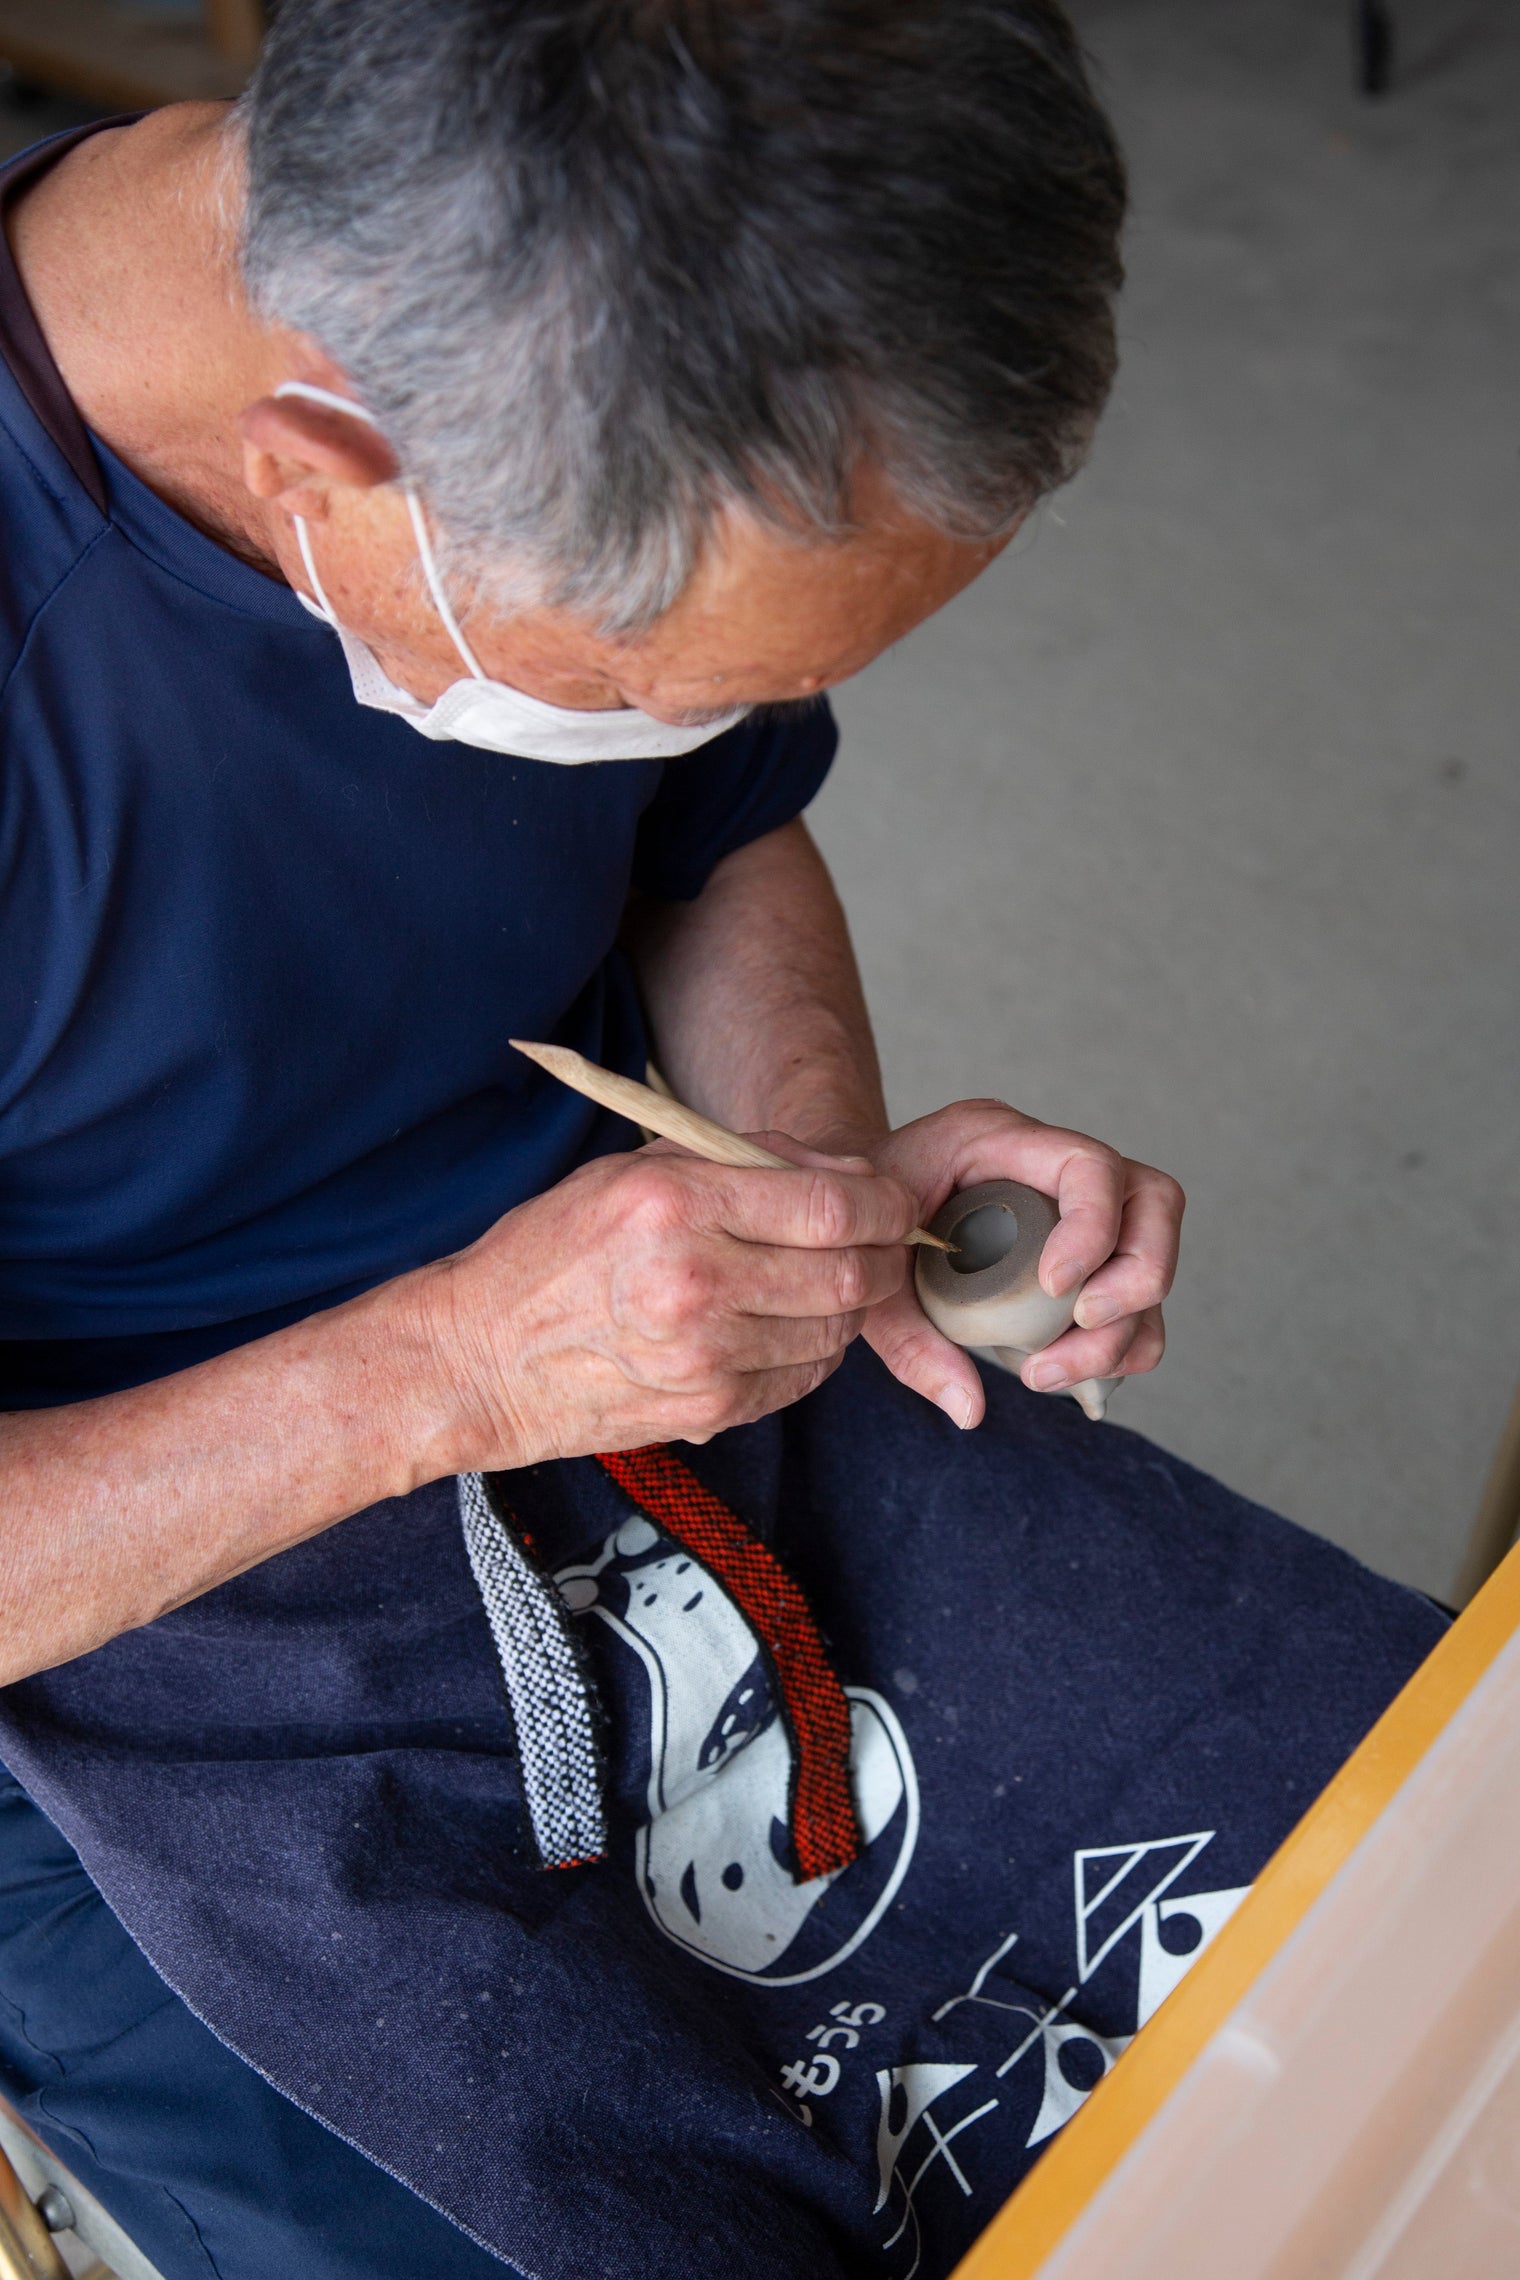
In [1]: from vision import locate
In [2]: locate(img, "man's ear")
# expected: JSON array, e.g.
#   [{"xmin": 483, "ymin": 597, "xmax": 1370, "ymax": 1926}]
[{"xmin": 239, "ymin": 395, "xmax": 401, "ymax": 520}]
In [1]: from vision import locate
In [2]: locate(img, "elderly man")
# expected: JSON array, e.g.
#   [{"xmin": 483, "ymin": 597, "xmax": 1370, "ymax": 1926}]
[{"xmin": 0, "ymin": 5, "xmax": 1439, "ymax": 2277}]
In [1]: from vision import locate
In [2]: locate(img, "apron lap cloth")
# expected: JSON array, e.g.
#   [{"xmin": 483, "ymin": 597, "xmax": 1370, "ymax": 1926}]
[
  {"xmin": 0, "ymin": 1349, "xmax": 1443, "ymax": 2280},
  {"xmin": 0, "ymin": 1775, "xmax": 526, "ymax": 2280}
]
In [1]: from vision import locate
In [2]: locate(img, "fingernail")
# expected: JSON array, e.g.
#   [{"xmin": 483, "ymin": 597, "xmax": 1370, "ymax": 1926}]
[
  {"xmin": 1028, "ymin": 1361, "xmax": 1067, "ymax": 1392},
  {"xmin": 937, "ymin": 1387, "xmax": 975, "ymax": 1430},
  {"xmin": 1074, "ymin": 1293, "xmax": 1119, "ymax": 1330},
  {"xmin": 1045, "ymin": 1258, "xmax": 1084, "ymax": 1298}
]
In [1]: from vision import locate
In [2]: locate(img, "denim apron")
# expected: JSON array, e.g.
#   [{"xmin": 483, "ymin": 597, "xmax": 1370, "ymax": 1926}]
[{"xmin": 0, "ymin": 1348, "xmax": 1443, "ymax": 2279}]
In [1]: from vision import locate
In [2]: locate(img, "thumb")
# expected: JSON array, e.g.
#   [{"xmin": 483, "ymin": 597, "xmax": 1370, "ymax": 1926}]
[{"xmin": 863, "ymin": 1287, "xmax": 985, "ymax": 1432}]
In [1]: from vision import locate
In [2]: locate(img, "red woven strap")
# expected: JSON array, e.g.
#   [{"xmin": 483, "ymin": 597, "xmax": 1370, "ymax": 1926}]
[{"xmin": 597, "ymin": 1445, "xmax": 860, "ymax": 1882}]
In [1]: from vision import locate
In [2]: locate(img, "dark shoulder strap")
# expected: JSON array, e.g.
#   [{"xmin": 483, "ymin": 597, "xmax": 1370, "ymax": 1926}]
[{"xmin": 0, "ymin": 120, "xmax": 143, "ymax": 515}]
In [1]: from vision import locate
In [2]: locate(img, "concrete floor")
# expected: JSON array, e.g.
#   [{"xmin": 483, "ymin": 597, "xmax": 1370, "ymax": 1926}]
[
  {"xmin": 4, "ymin": 4, "xmax": 1516, "ymax": 1598},
  {"xmin": 812, "ymin": 0, "xmax": 1520, "ymax": 1599}
]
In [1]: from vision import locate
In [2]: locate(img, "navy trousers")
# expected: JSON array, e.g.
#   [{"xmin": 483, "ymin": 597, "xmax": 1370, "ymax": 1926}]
[
  {"xmin": 0, "ymin": 1351, "xmax": 1445, "ymax": 2279},
  {"xmin": 0, "ymin": 1777, "xmax": 522, "ymax": 2277}
]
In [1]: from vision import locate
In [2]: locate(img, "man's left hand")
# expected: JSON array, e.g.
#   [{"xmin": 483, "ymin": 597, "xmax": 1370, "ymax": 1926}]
[{"xmin": 854, "ymin": 1099, "xmax": 1184, "ymax": 1429}]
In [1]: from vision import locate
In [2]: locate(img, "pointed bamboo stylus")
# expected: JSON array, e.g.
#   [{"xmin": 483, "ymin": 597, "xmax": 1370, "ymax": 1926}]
[{"xmin": 511, "ymin": 1039, "xmax": 954, "ymax": 1251}]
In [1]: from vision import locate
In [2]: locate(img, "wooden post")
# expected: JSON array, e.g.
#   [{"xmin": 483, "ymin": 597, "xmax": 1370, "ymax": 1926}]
[
  {"xmin": 203, "ymin": 0, "xmax": 264, "ymax": 70},
  {"xmin": 0, "ymin": 2143, "xmax": 70, "ymax": 2280},
  {"xmin": 0, "ymin": 0, "xmax": 249, "ymax": 107},
  {"xmin": 1453, "ymin": 1381, "xmax": 1520, "ymax": 1606}
]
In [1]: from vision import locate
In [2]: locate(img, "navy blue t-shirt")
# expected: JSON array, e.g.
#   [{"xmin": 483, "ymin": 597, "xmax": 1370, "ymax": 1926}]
[{"xmin": 0, "ymin": 131, "xmax": 835, "ymax": 1408}]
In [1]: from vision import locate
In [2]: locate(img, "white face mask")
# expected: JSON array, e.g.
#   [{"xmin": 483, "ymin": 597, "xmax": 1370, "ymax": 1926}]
[{"xmin": 275, "ymin": 382, "xmax": 749, "ymax": 764}]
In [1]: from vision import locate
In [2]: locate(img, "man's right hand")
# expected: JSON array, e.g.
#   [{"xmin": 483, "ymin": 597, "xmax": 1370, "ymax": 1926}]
[
  {"xmin": 411, "ymin": 1139, "xmax": 920, "ymax": 1472},
  {"xmin": 0, "ymin": 1137, "xmax": 916, "ymax": 1685}
]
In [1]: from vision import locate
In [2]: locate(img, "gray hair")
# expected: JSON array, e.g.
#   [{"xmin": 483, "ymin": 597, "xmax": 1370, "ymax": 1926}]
[{"xmin": 241, "ymin": 0, "xmax": 1126, "ymax": 632}]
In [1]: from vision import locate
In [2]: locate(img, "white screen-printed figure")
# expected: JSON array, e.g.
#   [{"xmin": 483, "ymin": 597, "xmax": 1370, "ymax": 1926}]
[
  {"xmin": 1024, "ymin": 1852, "xmax": 1251, "ymax": 2143},
  {"xmin": 557, "ymin": 1514, "xmax": 919, "ymax": 1983},
  {"xmin": 935, "ymin": 1831, "xmax": 1253, "ymax": 2152},
  {"xmin": 873, "ymin": 2062, "xmax": 1000, "ymax": 2280}
]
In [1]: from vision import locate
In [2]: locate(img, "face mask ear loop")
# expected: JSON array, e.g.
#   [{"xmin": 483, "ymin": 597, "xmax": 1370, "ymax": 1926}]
[
  {"xmin": 292, "ymin": 514, "xmax": 340, "ymax": 627},
  {"xmin": 405, "ymin": 487, "xmax": 488, "ymax": 684},
  {"xmin": 274, "ymin": 378, "xmax": 382, "ymax": 427},
  {"xmin": 272, "ymin": 384, "xmax": 428, "ymax": 665}
]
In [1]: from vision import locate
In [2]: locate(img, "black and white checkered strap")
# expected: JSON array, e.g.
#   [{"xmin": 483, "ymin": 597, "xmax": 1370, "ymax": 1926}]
[{"xmin": 456, "ymin": 1472, "xmax": 608, "ymax": 1871}]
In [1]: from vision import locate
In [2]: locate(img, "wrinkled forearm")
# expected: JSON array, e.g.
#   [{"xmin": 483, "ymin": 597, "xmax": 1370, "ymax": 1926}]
[
  {"xmin": 1, "ymin": 820, "xmax": 889, "ymax": 1686},
  {"xmin": 625, "ymin": 818, "xmax": 888, "ymax": 1155},
  {"xmin": 0, "ymin": 1269, "xmax": 464, "ymax": 1686}
]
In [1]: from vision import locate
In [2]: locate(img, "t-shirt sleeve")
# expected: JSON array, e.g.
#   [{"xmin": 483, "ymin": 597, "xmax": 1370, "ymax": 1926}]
[{"xmin": 630, "ymin": 700, "xmax": 838, "ymax": 902}]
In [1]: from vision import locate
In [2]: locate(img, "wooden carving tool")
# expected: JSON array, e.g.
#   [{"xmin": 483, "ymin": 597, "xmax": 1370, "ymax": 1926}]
[{"xmin": 510, "ymin": 1039, "xmax": 954, "ymax": 1251}]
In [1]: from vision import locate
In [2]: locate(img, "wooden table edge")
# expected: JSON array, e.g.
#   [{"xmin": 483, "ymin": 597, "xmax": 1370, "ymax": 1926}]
[{"xmin": 951, "ymin": 1537, "xmax": 1520, "ymax": 2280}]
